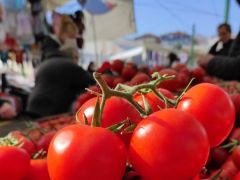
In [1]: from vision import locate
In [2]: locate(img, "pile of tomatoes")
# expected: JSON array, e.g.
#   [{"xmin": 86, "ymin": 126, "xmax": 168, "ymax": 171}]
[
  {"xmin": 0, "ymin": 115, "xmax": 75, "ymax": 180},
  {"xmin": 1, "ymin": 60, "xmax": 240, "ymax": 180}
]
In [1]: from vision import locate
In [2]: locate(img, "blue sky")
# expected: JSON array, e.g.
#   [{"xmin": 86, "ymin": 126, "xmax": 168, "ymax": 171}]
[
  {"xmin": 57, "ymin": 0, "xmax": 240, "ymax": 37},
  {"xmin": 133, "ymin": 0, "xmax": 240, "ymax": 37}
]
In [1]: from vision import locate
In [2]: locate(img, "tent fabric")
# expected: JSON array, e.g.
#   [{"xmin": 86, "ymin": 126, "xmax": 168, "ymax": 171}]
[
  {"xmin": 48, "ymin": 0, "xmax": 135, "ymax": 40},
  {"xmin": 1, "ymin": 0, "xmax": 26, "ymax": 12},
  {"xmin": 78, "ymin": 0, "xmax": 116, "ymax": 15},
  {"xmin": 42, "ymin": 0, "xmax": 70, "ymax": 11},
  {"xmin": 84, "ymin": 0, "xmax": 136, "ymax": 40}
]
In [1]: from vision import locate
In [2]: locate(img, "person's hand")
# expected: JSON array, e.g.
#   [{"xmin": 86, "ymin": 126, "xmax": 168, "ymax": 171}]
[
  {"xmin": 198, "ymin": 54, "xmax": 214, "ymax": 67},
  {"xmin": 0, "ymin": 102, "xmax": 17, "ymax": 119}
]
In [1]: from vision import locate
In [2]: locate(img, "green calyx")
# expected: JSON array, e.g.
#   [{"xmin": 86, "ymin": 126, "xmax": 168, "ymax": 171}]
[{"xmin": 83, "ymin": 72, "xmax": 194, "ymax": 133}]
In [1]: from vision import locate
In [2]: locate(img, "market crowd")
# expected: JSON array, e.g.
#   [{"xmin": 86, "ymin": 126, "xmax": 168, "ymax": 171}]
[
  {"xmin": 0, "ymin": 0, "xmax": 240, "ymax": 120},
  {"xmin": 199, "ymin": 21, "xmax": 240, "ymax": 80},
  {"xmin": 0, "ymin": 11, "xmax": 95, "ymax": 119}
]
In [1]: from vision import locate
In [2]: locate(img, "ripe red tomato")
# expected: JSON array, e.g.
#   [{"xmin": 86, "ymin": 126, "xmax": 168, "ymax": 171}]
[
  {"xmin": 24, "ymin": 159, "xmax": 50, "ymax": 180},
  {"xmin": 129, "ymin": 108, "xmax": 210, "ymax": 180},
  {"xmin": 177, "ymin": 83, "xmax": 235, "ymax": 147},
  {"xmin": 37, "ymin": 131, "xmax": 56, "ymax": 152},
  {"xmin": 209, "ymin": 147, "xmax": 229, "ymax": 168},
  {"xmin": 230, "ymin": 128, "xmax": 240, "ymax": 141},
  {"xmin": 76, "ymin": 97, "xmax": 141, "ymax": 147},
  {"xmin": 211, "ymin": 159, "xmax": 238, "ymax": 179},
  {"xmin": 47, "ymin": 125, "xmax": 127, "ymax": 180},
  {"xmin": 149, "ymin": 65, "xmax": 164, "ymax": 75},
  {"xmin": 192, "ymin": 175, "xmax": 201, "ymax": 180},
  {"xmin": 8, "ymin": 131, "xmax": 36, "ymax": 155},
  {"xmin": 111, "ymin": 59, "xmax": 124, "ymax": 74},
  {"xmin": 158, "ymin": 68, "xmax": 180, "ymax": 91},
  {"xmin": 138, "ymin": 65, "xmax": 149, "ymax": 74},
  {"xmin": 0, "ymin": 146, "xmax": 30, "ymax": 180},
  {"xmin": 121, "ymin": 65, "xmax": 137, "ymax": 80},
  {"xmin": 73, "ymin": 85, "xmax": 101, "ymax": 112},
  {"xmin": 233, "ymin": 146, "xmax": 240, "ymax": 170},
  {"xmin": 97, "ymin": 61, "xmax": 111, "ymax": 73},
  {"xmin": 134, "ymin": 88, "xmax": 174, "ymax": 112},
  {"xmin": 27, "ymin": 129, "xmax": 42, "ymax": 142},
  {"xmin": 231, "ymin": 93, "xmax": 240, "ymax": 115},
  {"xmin": 77, "ymin": 96, "xmax": 141, "ymax": 127},
  {"xmin": 102, "ymin": 74, "xmax": 114, "ymax": 88},
  {"xmin": 234, "ymin": 172, "xmax": 240, "ymax": 180},
  {"xmin": 191, "ymin": 66, "xmax": 206, "ymax": 83},
  {"xmin": 173, "ymin": 63, "xmax": 187, "ymax": 72},
  {"xmin": 112, "ymin": 76, "xmax": 125, "ymax": 88},
  {"xmin": 177, "ymin": 72, "xmax": 190, "ymax": 89},
  {"xmin": 130, "ymin": 73, "xmax": 150, "ymax": 85}
]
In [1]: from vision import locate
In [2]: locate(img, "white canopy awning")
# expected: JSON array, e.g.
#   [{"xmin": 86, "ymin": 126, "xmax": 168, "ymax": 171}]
[
  {"xmin": 109, "ymin": 46, "xmax": 144, "ymax": 60},
  {"xmin": 47, "ymin": 0, "xmax": 136, "ymax": 40},
  {"xmin": 84, "ymin": 0, "xmax": 136, "ymax": 40}
]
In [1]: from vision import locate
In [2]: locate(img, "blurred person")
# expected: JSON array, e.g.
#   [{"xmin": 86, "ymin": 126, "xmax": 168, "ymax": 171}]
[
  {"xmin": 167, "ymin": 52, "xmax": 180, "ymax": 67},
  {"xmin": 87, "ymin": 61, "xmax": 96, "ymax": 75},
  {"xmin": 198, "ymin": 30, "xmax": 240, "ymax": 80},
  {"xmin": 26, "ymin": 47, "xmax": 95, "ymax": 118},
  {"xmin": 70, "ymin": 10, "xmax": 85, "ymax": 49},
  {"xmin": 41, "ymin": 14, "xmax": 79, "ymax": 61},
  {"xmin": 209, "ymin": 23, "xmax": 233, "ymax": 56},
  {"xmin": 198, "ymin": 0, "xmax": 240, "ymax": 81}
]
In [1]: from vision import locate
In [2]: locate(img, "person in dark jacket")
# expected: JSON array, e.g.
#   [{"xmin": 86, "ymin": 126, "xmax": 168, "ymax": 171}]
[
  {"xmin": 167, "ymin": 52, "xmax": 180, "ymax": 67},
  {"xmin": 27, "ymin": 48, "xmax": 95, "ymax": 117},
  {"xmin": 199, "ymin": 0, "xmax": 240, "ymax": 80},
  {"xmin": 198, "ymin": 31, "xmax": 240, "ymax": 81},
  {"xmin": 209, "ymin": 23, "xmax": 233, "ymax": 56}
]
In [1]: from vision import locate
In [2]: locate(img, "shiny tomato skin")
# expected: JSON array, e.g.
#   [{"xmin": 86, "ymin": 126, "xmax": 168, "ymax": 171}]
[
  {"xmin": 129, "ymin": 108, "xmax": 210, "ymax": 180},
  {"xmin": 111, "ymin": 59, "xmax": 124, "ymax": 74},
  {"xmin": 158, "ymin": 68, "xmax": 180, "ymax": 92},
  {"xmin": 37, "ymin": 131, "xmax": 56, "ymax": 152},
  {"xmin": 230, "ymin": 128, "xmax": 240, "ymax": 141},
  {"xmin": 130, "ymin": 73, "xmax": 150, "ymax": 85},
  {"xmin": 233, "ymin": 146, "xmax": 240, "ymax": 170},
  {"xmin": 211, "ymin": 159, "xmax": 238, "ymax": 179},
  {"xmin": 24, "ymin": 159, "xmax": 50, "ymax": 180},
  {"xmin": 191, "ymin": 66, "xmax": 206, "ymax": 83},
  {"xmin": 0, "ymin": 146, "xmax": 30, "ymax": 180},
  {"xmin": 192, "ymin": 175, "xmax": 201, "ymax": 180},
  {"xmin": 76, "ymin": 97, "xmax": 142, "ymax": 148},
  {"xmin": 177, "ymin": 83, "xmax": 235, "ymax": 147},
  {"xmin": 112, "ymin": 76, "xmax": 125, "ymax": 88},
  {"xmin": 234, "ymin": 172, "xmax": 240, "ymax": 180},
  {"xmin": 134, "ymin": 88, "xmax": 174, "ymax": 112},
  {"xmin": 121, "ymin": 65, "xmax": 137, "ymax": 81},
  {"xmin": 77, "ymin": 96, "xmax": 141, "ymax": 126},
  {"xmin": 209, "ymin": 147, "xmax": 229, "ymax": 168},
  {"xmin": 47, "ymin": 124, "xmax": 127, "ymax": 180},
  {"xmin": 8, "ymin": 131, "xmax": 36, "ymax": 156},
  {"xmin": 231, "ymin": 93, "xmax": 240, "ymax": 115}
]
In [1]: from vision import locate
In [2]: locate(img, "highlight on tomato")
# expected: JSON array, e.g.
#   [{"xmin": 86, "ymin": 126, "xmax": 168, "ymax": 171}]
[
  {"xmin": 0, "ymin": 146, "xmax": 30, "ymax": 180},
  {"xmin": 47, "ymin": 124, "xmax": 127, "ymax": 180},
  {"xmin": 177, "ymin": 83, "xmax": 235, "ymax": 147},
  {"xmin": 129, "ymin": 108, "xmax": 210, "ymax": 180}
]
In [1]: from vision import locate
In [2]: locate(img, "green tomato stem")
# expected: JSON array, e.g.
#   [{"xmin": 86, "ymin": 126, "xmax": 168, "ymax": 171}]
[{"xmin": 92, "ymin": 72, "xmax": 191, "ymax": 127}]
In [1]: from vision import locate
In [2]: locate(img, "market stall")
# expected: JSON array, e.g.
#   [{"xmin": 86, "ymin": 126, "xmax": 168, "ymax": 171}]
[{"xmin": 0, "ymin": 0, "xmax": 240, "ymax": 180}]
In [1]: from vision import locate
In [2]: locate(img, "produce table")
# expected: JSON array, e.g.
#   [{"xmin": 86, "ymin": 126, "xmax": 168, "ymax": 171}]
[
  {"xmin": 1, "ymin": 61, "xmax": 240, "ymax": 180},
  {"xmin": 0, "ymin": 113, "xmax": 74, "ymax": 136},
  {"xmin": 0, "ymin": 116, "xmax": 34, "ymax": 136}
]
